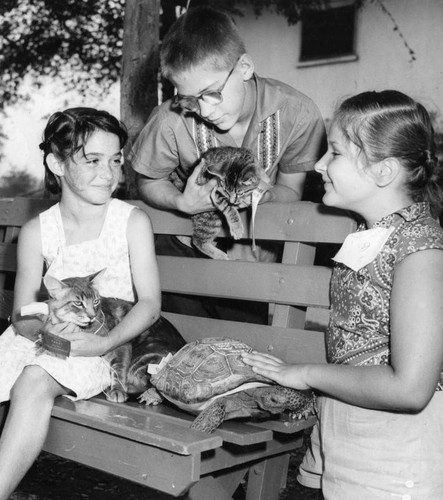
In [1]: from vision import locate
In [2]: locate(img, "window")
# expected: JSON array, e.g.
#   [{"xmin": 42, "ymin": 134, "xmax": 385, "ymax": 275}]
[{"xmin": 299, "ymin": 2, "xmax": 357, "ymax": 64}]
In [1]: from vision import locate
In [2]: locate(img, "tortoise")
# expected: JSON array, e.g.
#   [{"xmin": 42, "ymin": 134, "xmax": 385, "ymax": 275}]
[{"xmin": 139, "ymin": 337, "xmax": 316, "ymax": 433}]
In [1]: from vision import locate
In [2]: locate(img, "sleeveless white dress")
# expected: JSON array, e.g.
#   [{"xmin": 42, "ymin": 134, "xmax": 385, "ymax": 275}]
[{"xmin": 0, "ymin": 199, "xmax": 135, "ymax": 402}]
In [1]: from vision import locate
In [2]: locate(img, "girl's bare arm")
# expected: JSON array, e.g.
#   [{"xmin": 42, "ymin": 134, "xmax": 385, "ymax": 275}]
[
  {"xmin": 67, "ymin": 208, "xmax": 161, "ymax": 356},
  {"xmin": 11, "ymin": 217, "xmax": 45, "ymax": 340},
  {"xmin": 244, "ymin": 249, "xmax": 443, "ymax": 413}
]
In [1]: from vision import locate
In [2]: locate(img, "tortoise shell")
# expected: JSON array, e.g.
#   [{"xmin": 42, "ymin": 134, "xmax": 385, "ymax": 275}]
[{"xmin": 150, "ymin": 337, "xmax": 271, "ymax": 405}]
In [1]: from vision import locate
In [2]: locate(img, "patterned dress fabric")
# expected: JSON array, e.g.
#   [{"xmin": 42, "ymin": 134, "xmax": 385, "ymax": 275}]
[
  {"xmin": 328, "ymin": 202, "xmax": 443, "ymax": 389},
  {"xmin": 0, "ymin": 199, "xmax": 136, "ymax": 402}
]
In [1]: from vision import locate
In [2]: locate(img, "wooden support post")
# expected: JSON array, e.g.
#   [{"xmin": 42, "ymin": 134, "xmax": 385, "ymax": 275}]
[
  {"xmin": 120, "ymin": 0, "xmax": 160, "ymax": 197},
  {"xmin": 245, "ymin": 454, "xmax": 290, "ymax": 500}
]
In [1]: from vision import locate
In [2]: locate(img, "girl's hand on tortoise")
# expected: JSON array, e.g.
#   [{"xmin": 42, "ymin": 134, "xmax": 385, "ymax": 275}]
[{"xmin": 242, "ymin": 351, "xmax": 311, "ymax": 391}]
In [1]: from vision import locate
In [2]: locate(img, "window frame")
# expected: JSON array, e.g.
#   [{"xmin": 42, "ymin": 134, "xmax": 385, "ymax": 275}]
[{"xmin": 297, "ymin": 0, "xmax": 358, "ymax": 68}]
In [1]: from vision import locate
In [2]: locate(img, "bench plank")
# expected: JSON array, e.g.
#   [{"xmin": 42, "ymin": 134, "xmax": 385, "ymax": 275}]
[
  {"xmin": 134, "ymin": 201, "xmax": 355, "ymax": 243},
  {"xmin": 52, "ymin": 397, "xmax": 221, "ymax": 454},
  {"xmin": 163, "ymin": 313, "xmax": 327, "ymax": 364},
  {"xmin": 44, "ymin": 414, "xmax": 201, "ymax": 496},
  {"xmin": 158, "ymin": 257, "xmax": 332, "ymax": 307},
  {"xmin": 114, "ymin": 398, "xmax": 275, "ymax": 447}
]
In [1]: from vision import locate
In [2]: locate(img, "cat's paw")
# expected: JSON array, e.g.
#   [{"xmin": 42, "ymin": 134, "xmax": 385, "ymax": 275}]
[
  {"xmin": 199, "ymin": 245, "xmax": 230, "ymax": 260},
  {"xmin": 105, "ymin": 388, "xmax": 129, "ymax": 403},
  {"xmin": 230, "ymin": 223, "xmax": 244, "ymax": 240}
]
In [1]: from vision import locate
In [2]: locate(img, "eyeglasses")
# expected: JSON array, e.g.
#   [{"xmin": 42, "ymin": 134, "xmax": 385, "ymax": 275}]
[{"xmin": 172, "ymin": 58, "xmax": 240, "ymax": 112}]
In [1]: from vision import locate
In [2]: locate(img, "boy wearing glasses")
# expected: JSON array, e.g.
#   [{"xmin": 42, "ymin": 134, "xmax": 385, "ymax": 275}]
[
  {"xmin": 129, "ymin": 6, "xmax": 325, "ymax": 318},
  {"xmin": 130, "ymin": 4, "xmax": 325, "ymax": 220}
]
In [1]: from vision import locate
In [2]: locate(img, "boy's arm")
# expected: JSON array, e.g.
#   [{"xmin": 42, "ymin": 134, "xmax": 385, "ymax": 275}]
[{"xmin": 131, "ymin": 106, "xmax": 216, "ymax": 214}]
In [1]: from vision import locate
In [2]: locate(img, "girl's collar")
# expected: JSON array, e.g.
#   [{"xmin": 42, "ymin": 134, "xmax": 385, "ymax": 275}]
[{"xmin": 360, "ymin": 202, "xmax": 431, "ymax": 230}]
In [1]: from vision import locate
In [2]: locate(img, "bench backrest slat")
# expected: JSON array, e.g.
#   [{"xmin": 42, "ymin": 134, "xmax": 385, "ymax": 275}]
[
  {"xmin": 163, "ymin": 312, "xmax": 327, "ymax": 364},
  {"xmin": 158, "ymin": 256, "xmax": 332, "ymax": 307},
  {"xmin": 134, "ymin": 201, "xmax": 355, "ymax": 243},
  {"xmin": 0, "ymin": 198, "xmax": 355, "ymax": 243}
]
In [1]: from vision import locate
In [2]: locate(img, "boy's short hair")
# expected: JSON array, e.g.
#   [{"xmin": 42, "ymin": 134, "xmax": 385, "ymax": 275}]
[{"xmin": 161, "ymin": 6, "xmax": 246, "ymax": 79}]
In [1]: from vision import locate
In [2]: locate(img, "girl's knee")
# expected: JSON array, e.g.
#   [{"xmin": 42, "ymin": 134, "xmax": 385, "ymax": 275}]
[{"xmin": 10, "ymin": 366, "xmax": 61, "ymax": 402}]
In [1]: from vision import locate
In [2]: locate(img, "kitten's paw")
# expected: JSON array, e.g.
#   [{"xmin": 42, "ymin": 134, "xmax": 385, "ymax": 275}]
[
  {"xmin": 230, "ymin": 224, "xmax": 244, "ymax": 240},
  {"xmin": 194, "ymin": 242, "xmax": 230, "ymax": 260},
  {"xmin": 105, "ymin": 388, "xmax": 129, "ymax": 403}
]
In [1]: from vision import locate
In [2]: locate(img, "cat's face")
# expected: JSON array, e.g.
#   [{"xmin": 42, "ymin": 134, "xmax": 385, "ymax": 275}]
[
  {"xmin": 201, "ymin": 147, "xmax": 267, "ymax": 205},
  {"xmin": 44, "ymin": 271, "xmax": 104, "ymax": 327},
  {"xmin": 223, "ymin": 164, "xmax": 260, "ymax": 205}
]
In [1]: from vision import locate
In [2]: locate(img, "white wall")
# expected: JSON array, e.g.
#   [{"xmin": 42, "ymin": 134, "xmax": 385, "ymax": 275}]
[{"xmin": 235, "ymin": 0, "xmax": 443, "ymax": 122}]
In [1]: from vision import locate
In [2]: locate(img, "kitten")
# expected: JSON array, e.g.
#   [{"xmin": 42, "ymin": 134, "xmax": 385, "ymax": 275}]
[
  {"xmin": 39, "ymin": 270, "xmax": 186, "ymax": 403},
  {"xmin": 172, "ymin": 146, "xmax": 269, "ymax": 260}
]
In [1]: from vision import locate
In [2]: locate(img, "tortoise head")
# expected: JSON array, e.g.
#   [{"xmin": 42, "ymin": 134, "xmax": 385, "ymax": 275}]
[{"xmin": 254, "ymin": 386, "xmax": 316, "ymax": 416}]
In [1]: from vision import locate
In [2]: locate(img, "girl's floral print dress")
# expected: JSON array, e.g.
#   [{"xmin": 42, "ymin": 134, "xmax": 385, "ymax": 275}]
[{"xmin": 328, "ymin": 202, "xmax": 443, "ymax": 390}]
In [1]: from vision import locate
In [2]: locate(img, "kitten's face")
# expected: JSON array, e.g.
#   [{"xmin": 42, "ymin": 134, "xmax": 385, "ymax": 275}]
[
  {"xmin": 202, "ymin": 147, "xmax": 266, "ymax": 205},
  {"xmin": 44, "ymin": 273, "xmax": 103, "ymax": 327},
  {"xmin": 223, "ymin": 164, "xmax": 260, "ymax": 204}
]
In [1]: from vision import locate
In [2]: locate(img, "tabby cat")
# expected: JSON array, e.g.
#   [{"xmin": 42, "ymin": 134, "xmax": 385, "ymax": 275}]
[
  {"xmin": 172, "ymin": 146, "xmax": 269, "ymax": 260},
  {"xmin": 39, "ymin": 270, "xmax": 186, "ymax": 403}
]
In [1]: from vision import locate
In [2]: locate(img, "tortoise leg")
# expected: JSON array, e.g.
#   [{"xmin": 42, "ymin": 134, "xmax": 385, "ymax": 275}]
[
  {"xmin": 138, "ymin": 387, "xmax": 163, "ymax": 405},
  {"xmin": 190, "ymin": 399, "xmax": 226, "ymax": 433}
]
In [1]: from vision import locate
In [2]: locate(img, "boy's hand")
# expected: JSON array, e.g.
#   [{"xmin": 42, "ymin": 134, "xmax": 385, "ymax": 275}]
[
  {"xmin": 177, "ymin": 161, "xmax": 217, "ymax": 214},
  {"xmin": 242, "ymin": 351, "xmax": 310, "ymax": 390}
]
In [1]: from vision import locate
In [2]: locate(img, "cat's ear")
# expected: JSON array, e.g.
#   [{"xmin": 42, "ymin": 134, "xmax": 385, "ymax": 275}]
[
  {"xmin": 195, "ymin": 159, "xmax": 222, "ymax": 184},
  {"xmin": 87, "ymin": 268, "xmax": 107, "ymax": 284},
  {"xmin": 205, "ymin": 164, "xmax": 224, "ymax": 180},
  {"xmin": 43, "ymin": 275, "xmax": 69, "ymax": 299}
]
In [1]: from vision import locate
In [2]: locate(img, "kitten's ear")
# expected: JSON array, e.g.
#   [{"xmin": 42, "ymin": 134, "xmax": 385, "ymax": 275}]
[
  {"xmin": 205, "ymin": 164, "xmax": 224, "ymax": 180},
  {"xmin": 87, "ymin": 268, "xmax": 107, "ymax": 284},
  {"xmin": 195, "ymin": 159, "xmax": 222, "ymax": 184},
  {"xmin": 43, "ymin": 275, "xmax": 68, "ymax": 298}
]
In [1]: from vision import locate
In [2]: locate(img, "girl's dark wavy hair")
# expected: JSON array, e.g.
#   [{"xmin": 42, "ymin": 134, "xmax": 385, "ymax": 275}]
[
  {"xmin": 334, "ymin": 90, "xmax": 443, "ymax": 218},
  {"xmin": 40, "ymin": 107, "xmax": 128, "ymax": 195}
]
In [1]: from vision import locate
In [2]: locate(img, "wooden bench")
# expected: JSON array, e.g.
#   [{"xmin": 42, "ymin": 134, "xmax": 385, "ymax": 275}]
[{"xmin": 0, "ymin": 197, "xmax": 355, "ymax": 500}]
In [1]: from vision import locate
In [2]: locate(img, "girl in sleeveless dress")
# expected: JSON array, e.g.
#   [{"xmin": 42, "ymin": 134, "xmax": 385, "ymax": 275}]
[
  {"xmin": 243, "ymin": 90, "xmax": 443, "ymax": 499},
  {"xmin": 0, "ymin": 108, "xmax": 161, "ymax": 499}
]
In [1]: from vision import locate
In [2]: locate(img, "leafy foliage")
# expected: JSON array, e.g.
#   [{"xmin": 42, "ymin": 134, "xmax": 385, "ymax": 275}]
[
  {"xmin": 1, "ymin": 0, "xmax": 332, "ymax": 112},
  {"xmin": 0, "ymin": 0, "xmax": 417, "ymax": 112},
  {"xmin": 0, "ymin": 168, "xmax": 41, "ymax": 197},
  {"xmin": 0, "ymin": 0, "xmax": 124, "ymax": 111}
]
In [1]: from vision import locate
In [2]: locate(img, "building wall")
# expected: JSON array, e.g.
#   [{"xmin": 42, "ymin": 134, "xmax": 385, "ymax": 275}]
[{"xmin": 234, "ymin": 0, "xmax": 443, "ymax": 124}]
